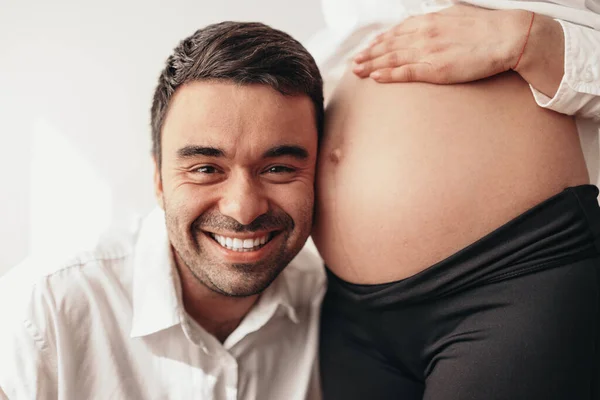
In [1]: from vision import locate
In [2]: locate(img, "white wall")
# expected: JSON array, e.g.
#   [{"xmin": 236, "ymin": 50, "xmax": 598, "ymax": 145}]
[{"xmin": 0, "ymin": 0, "xmax": 325, "ymax": 273}]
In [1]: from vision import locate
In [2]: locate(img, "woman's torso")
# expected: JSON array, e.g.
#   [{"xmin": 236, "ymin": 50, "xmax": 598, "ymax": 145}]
[{"xmin": 312, "ymin": 70, "xmax": 589, "ymax": 284}]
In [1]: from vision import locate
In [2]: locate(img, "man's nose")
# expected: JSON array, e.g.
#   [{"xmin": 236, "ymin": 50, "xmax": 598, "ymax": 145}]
[{"xmin": 218, "ymin": 173, "xmax": 269, "ymax": 226}]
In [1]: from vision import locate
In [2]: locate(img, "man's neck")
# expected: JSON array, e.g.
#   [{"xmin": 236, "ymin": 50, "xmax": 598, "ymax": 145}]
[{"xmin": 174, "ymin": 256, "xmax": 259, "ymax": 343}]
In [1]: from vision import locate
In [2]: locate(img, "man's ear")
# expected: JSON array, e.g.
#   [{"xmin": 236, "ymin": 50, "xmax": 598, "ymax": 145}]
[{"xmin": 153, "ymin": 155, "xmax": 165, "ymax": 210}]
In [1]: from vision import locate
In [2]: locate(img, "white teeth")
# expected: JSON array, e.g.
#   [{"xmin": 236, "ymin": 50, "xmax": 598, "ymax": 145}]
[{"xmin": 211, "ymin": 233, "xmax": 272, "ymax": 252}]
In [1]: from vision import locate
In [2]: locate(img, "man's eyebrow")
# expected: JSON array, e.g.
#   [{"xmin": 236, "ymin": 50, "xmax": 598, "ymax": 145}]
[
  {"xmin": 176, "ymin": 145, "xmax": 225, "ymax": 158},
  {"xmin": 262, "ymin": 145, "xmax": 309, "ymax": 160}
]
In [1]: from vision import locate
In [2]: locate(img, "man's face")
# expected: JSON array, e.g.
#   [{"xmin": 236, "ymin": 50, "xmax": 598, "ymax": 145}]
[{"xmin": 155, "ymin": 81, "xmax": 318, "ymax": 297}]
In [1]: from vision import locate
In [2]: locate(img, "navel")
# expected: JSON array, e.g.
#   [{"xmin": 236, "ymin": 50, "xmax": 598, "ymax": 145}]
[{"xmin": 329, "ymin": 148, "xmax": 343, "ymax": 164}]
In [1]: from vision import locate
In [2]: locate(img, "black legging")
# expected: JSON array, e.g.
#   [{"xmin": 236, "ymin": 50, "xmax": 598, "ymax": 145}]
[{"xmin": 320, "ymin": 185, "xmax": 600, "ymax": 400}]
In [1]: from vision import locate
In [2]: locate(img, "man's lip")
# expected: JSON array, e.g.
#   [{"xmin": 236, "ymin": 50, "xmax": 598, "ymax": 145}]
[
  {"xmin": 200, "ymin": 230, "xmax": 279, "ymax": 239},
  {"xmin": 202, "ymin": 231, "xmax": 281, "ymax": 262}
]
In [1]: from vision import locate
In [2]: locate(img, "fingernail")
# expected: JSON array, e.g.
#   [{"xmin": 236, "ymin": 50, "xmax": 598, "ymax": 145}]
[
  {"xmin": 354, "ymin": 53, "xmax": 365, "ymax": 62},
  {"xmin": 370, "ymin": 71, "xmax": 381, "ymax": 80},
  {"xmin": 354, "ymin": 64, "xmax": 365, "ymax": 73}
]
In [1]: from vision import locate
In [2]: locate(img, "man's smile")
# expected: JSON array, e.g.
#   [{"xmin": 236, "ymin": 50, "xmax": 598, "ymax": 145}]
[
  {"xmin": 200, "ymin": 230, "xmax": 284, "ymax": 263},
  {"xmin": 207, "ymin": 231, "xmax": 278, "ymax": 252}
]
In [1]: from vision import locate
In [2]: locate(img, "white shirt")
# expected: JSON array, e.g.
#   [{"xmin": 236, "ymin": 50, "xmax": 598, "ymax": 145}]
[
  {"xmin": 0, "ymin": 209, "xmax": 326, "ymax": 400},
  {"xmin": 307, "ymin": 0, "xmax": 600, "ymax": 184}
]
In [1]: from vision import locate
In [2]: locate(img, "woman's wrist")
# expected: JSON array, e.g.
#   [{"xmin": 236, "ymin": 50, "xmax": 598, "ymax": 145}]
[
  {"xmin": 497, "ymin": 9, "xmax": 534, "ymax": 71},
  {"xmin": 511, "ymin": 12, "xmax": 565, "ymax": 97}
]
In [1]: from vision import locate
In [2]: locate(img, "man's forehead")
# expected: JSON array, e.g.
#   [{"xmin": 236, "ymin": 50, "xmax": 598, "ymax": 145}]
[
  {"xmin": 162, "ymin": 81, "xmax": 317, "ymax": 148},
  {"xmin": 168, "ymin": 80, "xmax": 312, "ymax": 118}
]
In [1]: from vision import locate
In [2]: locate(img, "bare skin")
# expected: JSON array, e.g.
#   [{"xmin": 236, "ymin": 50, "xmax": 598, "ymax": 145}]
[
  {"xmin": 313, "ymin": 6, "xmax": 589, "ymax": 284},
  {"xmin": 154, "ymin": 82, "xmax": 317, "ymax": 340},
  {"xmin": 175, "ymin": 250, "xmax": 256, "ymax": 342},
  {"xmin": 353, "ymin": 5, "xmax": 565, "ymax": 97}
]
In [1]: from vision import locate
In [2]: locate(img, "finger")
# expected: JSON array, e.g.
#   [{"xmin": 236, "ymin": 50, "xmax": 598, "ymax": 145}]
[
  {"xmin": 378, "ymin": 9, "xmax": 470, "ymax": 42},
  {"xmin": 354, "ymin": 34, "xmax": 420, "ymax": 63},
  {"xmin": 366, "ymin": 16, "xmax": 429, "ymax": 48},
  {"xmin": 368, "ymin": 15, "xmax": 443, "ymax": 50},
  {"xmin": 353, "ymin": 49, "xmax": 420, "ymax": 77},
  {"xmin": 378, "ymin": 24, "xmax": 419, "ymax": 41},
  {"xmin": 370, "ymin": 63, "xmax": 436, "ymax": 83},
  {"xmin": 380, "ymin": 12, "xmax": 446, "ymax": 39},
  {"xmin": 369, "ymin": 33, "xmax": 385, "ymax": 46}
]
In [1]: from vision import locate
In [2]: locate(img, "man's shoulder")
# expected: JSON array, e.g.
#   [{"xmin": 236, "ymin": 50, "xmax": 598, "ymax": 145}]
[
  {"xmin": 0, "ymin": 225, "xmax": 139, "ymax": 312},
  {"xmin": 0, "ymin": 224, "xmax": 147, "ymax": 397}
]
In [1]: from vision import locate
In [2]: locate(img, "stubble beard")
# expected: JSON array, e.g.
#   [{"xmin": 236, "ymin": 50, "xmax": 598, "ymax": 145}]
[{"xmin": 164, "ymin": 209, "xmax": 302, "ymax": 297}]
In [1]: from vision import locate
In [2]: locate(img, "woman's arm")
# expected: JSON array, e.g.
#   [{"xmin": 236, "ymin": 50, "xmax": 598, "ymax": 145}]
[
  {"xmin": 353, "ymin": 4, "xmax": 600, "ymax": 120},
  {"xmin": 522, "ymin": 20, "xmax": 600, "ymax": 120},
  {"xmin": 511, "ymin": 13, "xmax": 564, "ymax": 98}
]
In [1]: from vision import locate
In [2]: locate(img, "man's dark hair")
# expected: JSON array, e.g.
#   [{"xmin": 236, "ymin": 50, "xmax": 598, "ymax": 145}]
[{"xmin": 151, "ymin": 21, "xmax": 324, "ymax": 165}]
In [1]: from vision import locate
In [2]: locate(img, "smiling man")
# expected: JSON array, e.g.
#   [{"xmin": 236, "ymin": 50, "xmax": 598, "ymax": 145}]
[
  {"xmin": 0, "ymin": 22, "xmax": 324, "ymax": 400},
  {"xmin": 157, "ymin": 82, "xmax": 317, "ymax": 307}
]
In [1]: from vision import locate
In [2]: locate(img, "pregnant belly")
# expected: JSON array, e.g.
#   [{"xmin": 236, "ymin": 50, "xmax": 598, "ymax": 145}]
[{"xmin": 312, "ymin": 69, "xmax": 589, "ymax": 284}]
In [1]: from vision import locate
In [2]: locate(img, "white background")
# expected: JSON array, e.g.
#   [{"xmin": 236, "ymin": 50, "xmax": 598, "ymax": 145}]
[{"xmin": 0, "ymin": 0, "xmax": 326, "ymax": 274}]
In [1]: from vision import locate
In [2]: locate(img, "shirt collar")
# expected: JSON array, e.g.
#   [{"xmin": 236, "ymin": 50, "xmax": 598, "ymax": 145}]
[
  {"xmin": 222, "ymin": 243, "xmax": 326, "ymax": 349},
  {"xmin": 129, "ymin": 208, "xmax": 319, "ymax": 340},
  {"xmin": 274, "ymin": 271, "xmax": 301, "ymax": 324},
  {"xmin": 130, "ymin": 208, "xmax": 182, "ymax": 338}
]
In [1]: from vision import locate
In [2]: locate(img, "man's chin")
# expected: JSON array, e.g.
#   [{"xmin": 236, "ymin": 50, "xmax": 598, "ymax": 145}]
[
  {"xmin": 197, "ymin": 263, "xmax": 283, "ymax": 297},
  {"xmin": 207, "ymin": 278, "xmax": 273, "ymax": 298}
]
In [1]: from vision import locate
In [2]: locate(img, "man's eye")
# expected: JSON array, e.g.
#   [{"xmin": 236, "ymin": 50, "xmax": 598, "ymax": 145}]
[
  {"xmin": 266, "ymin": 166, "xmax": 295, "ymax": 174},
  {"xmin": 195, "ymin": 166, "xmax": 220, "ymax": 174}
]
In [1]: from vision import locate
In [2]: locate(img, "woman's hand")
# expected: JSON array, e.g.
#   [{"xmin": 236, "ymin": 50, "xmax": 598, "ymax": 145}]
[{"xmin": 352, "ymin": 4, "xmax": 534, "ymax": 84}]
